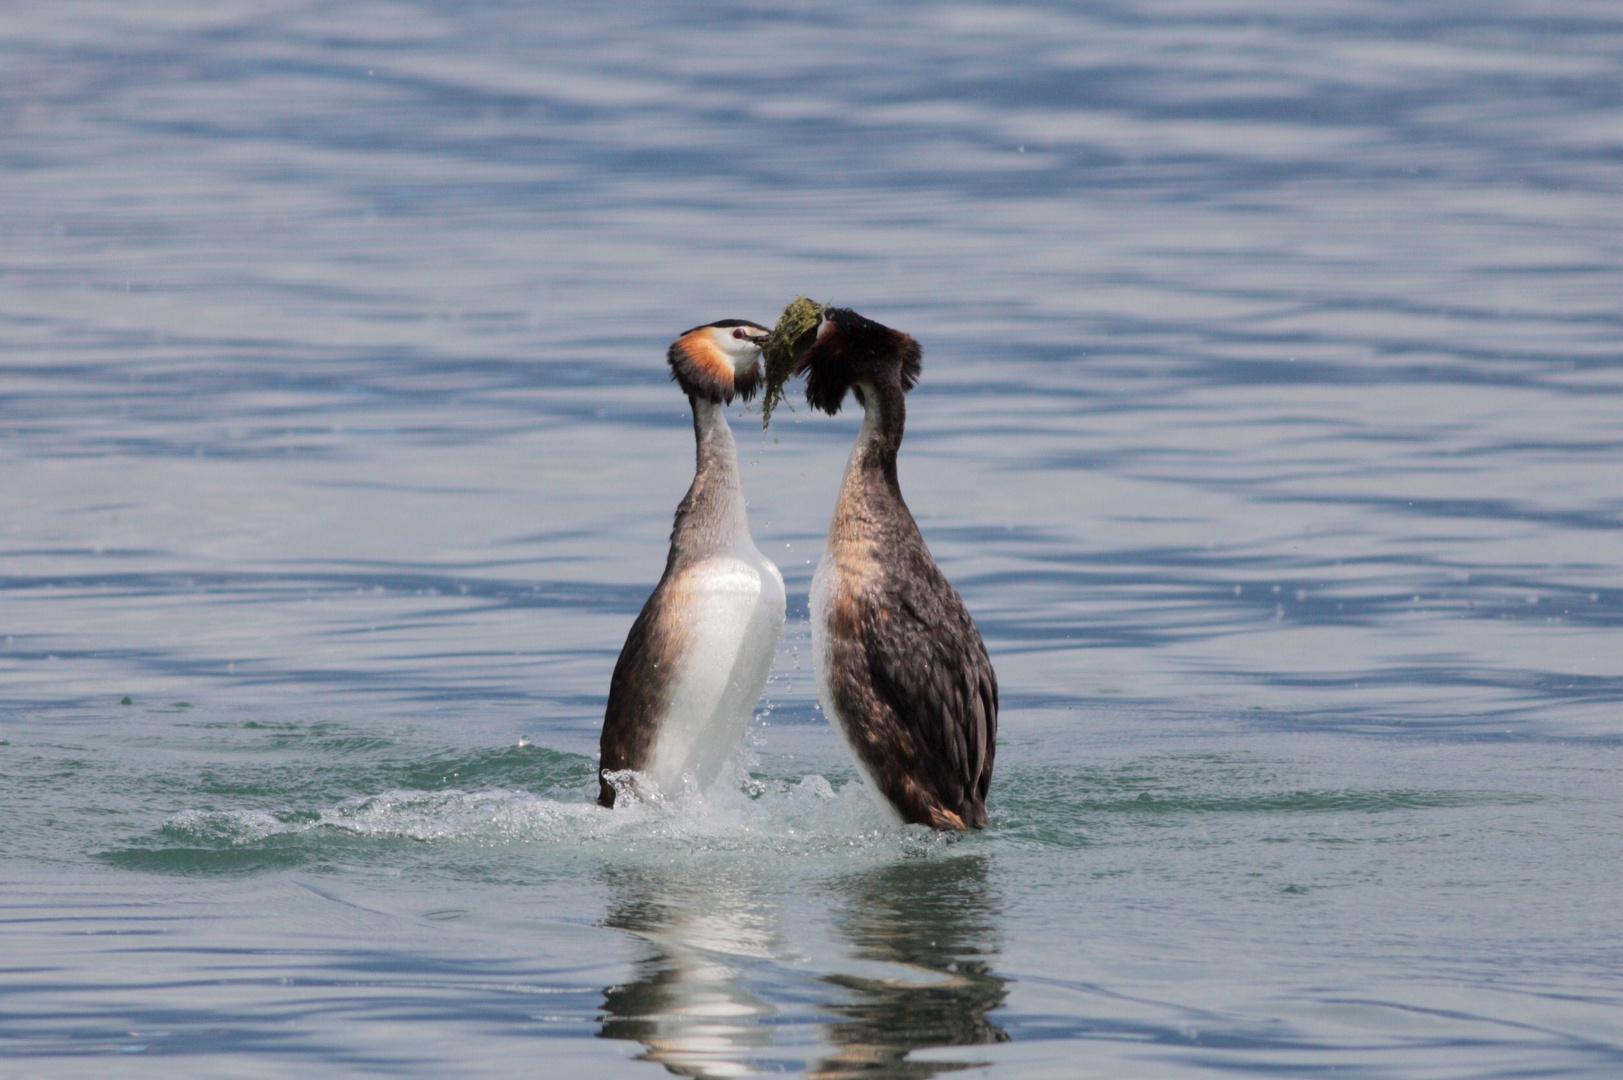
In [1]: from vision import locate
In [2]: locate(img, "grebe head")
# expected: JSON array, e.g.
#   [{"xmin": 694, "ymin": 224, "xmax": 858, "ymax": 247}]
[
  {"xmin": 795, "ymin": 307, "xmax": 921, "ymax": 415},
  {"xmin": 668, "ymin": 319, "xmax": 770, "ymax": 404}
]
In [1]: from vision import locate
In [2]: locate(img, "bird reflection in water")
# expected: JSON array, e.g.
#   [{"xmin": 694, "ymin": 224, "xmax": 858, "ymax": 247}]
[
  {"xmin": 815, "ymin": 853, "xmax": 1009, "ymax": 1078},
  {"xmin": 597, "ymin": 866, "xmax": 779, "ymax": 1078}
]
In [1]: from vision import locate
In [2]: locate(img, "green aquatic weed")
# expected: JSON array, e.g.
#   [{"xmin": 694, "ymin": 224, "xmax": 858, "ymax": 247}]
[{"xmin": 759, "ymin": 295, "xmax": 827, "ymax": 428}]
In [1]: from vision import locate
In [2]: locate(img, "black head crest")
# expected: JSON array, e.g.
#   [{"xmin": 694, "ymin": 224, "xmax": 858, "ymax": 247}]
[{"xmin": 799, "ymin": 308, "xmax": 921, "ymax": 415}]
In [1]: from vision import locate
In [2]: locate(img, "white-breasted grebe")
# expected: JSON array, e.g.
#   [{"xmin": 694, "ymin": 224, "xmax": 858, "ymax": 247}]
[
  {"xmin": 597, "ymin": 320, "xmax": 786, "ymax": 807},
  {"xmin": 794, "ymin": 307, "xmax": 997, "ymax": 830}
]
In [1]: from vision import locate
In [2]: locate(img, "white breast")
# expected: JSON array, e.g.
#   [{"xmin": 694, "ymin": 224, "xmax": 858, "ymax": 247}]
[{"xmin": 647, "ymin": 547, "xmax": 785, "ymax": 797}]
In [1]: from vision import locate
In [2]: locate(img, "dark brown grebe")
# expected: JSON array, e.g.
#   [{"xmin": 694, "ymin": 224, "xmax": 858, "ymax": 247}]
[
  {"xmin": 597, "ymin": 320, "xmax": 786, "ymax": 808},
  {"xmin": 795, "ymin": 308, "xmax": 997, "ymax": 829}
]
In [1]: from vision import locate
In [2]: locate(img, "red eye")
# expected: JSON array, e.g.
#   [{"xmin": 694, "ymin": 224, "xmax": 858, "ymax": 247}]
[{"xmin": 732, "ymin": 328, "xmax": 747, "ymax": 339}]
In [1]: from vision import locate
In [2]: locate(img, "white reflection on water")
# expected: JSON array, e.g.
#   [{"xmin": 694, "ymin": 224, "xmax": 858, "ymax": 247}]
[
  {"xmin": 600, "ymin": 868, "xmax": 780, "ymax": 1079},
  {"xmin": 596, "ymin": 854, "xmax": 1010, "ymax": 1079}
]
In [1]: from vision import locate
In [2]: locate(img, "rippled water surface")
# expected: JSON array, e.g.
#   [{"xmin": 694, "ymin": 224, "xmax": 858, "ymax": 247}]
[{"xmin": 3, "ymin": 2, "xmax": 1622, "ymax": 1076}]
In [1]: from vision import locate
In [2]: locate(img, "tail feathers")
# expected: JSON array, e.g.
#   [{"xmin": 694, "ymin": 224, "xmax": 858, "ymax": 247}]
[{"xmin": 891, "ymin": 774, "xmax": 984, "ymax": 831}]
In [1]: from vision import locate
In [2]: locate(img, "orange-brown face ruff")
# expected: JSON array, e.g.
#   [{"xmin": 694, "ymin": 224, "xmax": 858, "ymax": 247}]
[
  {"xmin": 666, "ymin": 322, "xmax": 768, "ymax": 404},
  {"xmin": 677, "ymin": 328, "xmax": 733, "ymax": 381}
]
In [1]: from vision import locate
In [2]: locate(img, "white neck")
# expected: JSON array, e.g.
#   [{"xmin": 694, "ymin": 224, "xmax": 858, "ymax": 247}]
[
  {"xmin": 682, "ymin": 397, "xmax": 750, "ymax": 550},
  {"xmin": 855, "ymin": 384, "xmax": 883, "ymax": 447}
]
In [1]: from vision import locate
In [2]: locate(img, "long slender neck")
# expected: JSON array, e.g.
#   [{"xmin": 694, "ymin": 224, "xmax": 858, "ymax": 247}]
[
  {"xmin": 842, "ymin": 377, "xmax": 906, "ymax": 495},
  {"xmin": 669, "ymin": 396, "xmax": 749, "ymax": 559}
]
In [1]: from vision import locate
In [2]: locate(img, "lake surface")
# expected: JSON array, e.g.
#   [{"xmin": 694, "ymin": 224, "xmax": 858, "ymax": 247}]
[{"xmin": 3, "ymin": 1, "xmax": 1621, "ymax": 1076}]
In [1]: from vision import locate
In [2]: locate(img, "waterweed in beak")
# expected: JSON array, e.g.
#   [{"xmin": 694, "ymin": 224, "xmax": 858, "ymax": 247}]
[{"xmin": 759, "ymin": 295, "xmax": 828, "ymax": 428}]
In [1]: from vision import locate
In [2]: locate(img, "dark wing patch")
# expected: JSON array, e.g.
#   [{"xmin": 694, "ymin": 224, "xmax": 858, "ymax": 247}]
[{"xmin": 598, "ymin": 577, "xmax": 688, "ymax": 807}]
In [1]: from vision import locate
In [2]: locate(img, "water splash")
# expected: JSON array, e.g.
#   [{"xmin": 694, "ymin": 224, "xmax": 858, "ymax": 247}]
[{"xmin": 134, "ymin": 754, "xmax": 945, "ymax": 872}]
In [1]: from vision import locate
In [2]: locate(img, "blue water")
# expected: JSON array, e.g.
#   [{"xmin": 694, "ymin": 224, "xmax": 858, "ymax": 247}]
[{"xmin": 3, "ymin": 2, "xmax": 1622, "ymax": 1076}]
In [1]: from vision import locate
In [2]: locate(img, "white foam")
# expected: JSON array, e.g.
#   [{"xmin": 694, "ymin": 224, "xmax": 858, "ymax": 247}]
[
  {"xmin": 158, "ymin": 759, "xmax": 947, "ymax": 862},
  {"xmin": 164, "ymin": 808, "xmax": 288, "ymax": 844}
]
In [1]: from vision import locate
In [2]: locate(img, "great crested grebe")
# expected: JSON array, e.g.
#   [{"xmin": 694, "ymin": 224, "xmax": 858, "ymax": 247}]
[
  {"xmin": 597, "ymin": 320, "xmax": 786, "ymax": 807},
  {"xmin": 795, "ymin": 307, "xmax": 997, "ymax": 829}
]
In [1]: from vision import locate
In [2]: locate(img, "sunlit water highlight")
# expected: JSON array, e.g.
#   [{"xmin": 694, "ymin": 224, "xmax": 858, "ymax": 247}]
[{"xmin": 3, "ymin": 1, "xmax": 1622, "ymax": 1077}]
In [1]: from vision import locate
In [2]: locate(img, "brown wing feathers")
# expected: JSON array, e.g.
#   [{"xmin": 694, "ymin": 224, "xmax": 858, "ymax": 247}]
[
  {"xmin": 841, "ymin": 556, "xmax": 997, "ymax": 829},
  {"xmin": 597, "ymin": 576, "xmax": 690, "ymax": 807}
]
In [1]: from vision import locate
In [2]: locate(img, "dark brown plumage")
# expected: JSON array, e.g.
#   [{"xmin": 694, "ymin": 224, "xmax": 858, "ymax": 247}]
[
  {"xmin": 597, "ymin": 579, "xmax": 688, "ymax": 807},
  {"xmin": 798, "ymin": 308, "xmax": 997, "ymax": 829}
]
